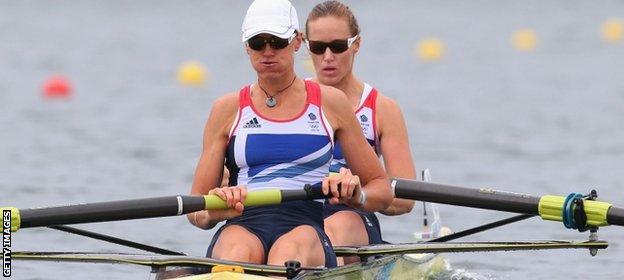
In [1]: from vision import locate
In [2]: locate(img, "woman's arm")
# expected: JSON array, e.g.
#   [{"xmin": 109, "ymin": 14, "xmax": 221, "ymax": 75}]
[
  {"xmin": 376, "ymin": 94, "xmax": 416, "ymax": 216},
  {"xmin": 321, "ymin": 85, "xmax": 393, "ymax": 212},
  {"xmin": 187, "ymin": 93, "xmax": 245, "ymax": 229}
]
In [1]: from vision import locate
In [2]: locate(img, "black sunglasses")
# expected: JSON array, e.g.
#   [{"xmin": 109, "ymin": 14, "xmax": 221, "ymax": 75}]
[
  {"xmin": 305, "ymin": 35, "xmax": 359, "ymax": 55},
  {"xmin": 246, "ymin": 34, "xmax": 296, "ymax": 51}
]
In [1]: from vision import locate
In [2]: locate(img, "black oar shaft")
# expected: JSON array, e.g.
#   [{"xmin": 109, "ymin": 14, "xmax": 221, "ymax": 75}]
[
  {"xmin": 608, "ymin": 207, "xmax": 624, "ymax": 226},
  {"xmin": 20, "ymin": 196, "xmax": 206, "ymax": 229},
  {"xmin": 393, "ymin": 178, "xmax": 624, "ymax": 227},
  {"xmin": 393, "ymin": 179, "xmax": 541, "ymax": 214}
]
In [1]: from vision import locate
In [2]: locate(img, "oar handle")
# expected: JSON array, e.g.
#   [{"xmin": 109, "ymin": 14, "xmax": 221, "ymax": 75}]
[{"xmin": 203, "ymin": 185, "xmax": 329, "ymax": 209}]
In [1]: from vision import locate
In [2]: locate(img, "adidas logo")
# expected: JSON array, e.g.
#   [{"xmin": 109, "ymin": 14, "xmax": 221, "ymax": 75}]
[{"xmin": 242, "ymin": 117, "xmax": 261, "ymax": 128}]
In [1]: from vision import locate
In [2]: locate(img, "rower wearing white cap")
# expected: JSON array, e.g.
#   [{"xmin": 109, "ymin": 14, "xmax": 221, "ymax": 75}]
[{"xmin": 188, "ymin": 0, "xmax": 393, "ymax": 268}]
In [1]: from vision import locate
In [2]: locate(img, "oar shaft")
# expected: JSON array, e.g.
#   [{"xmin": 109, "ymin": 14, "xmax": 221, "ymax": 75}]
[
  {"xmin": 392, "ymin": 178, "xmax": 541, "ymax": 215},
  {"xmin": 20, "ymin": 196, "xmax": 206, "ymax": 229},
  {"xmin": 608, "ymin": 207, "xmax": 624, "ymax": 226},
  {"xmin": 392, "ymin": 178, "xmax": 624, "ymax": 227}
]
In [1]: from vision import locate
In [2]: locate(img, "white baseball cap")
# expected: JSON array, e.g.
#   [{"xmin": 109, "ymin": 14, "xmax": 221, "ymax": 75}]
[{"xmin": 241, "ymin": 0, "xmax": 299, "ymax": 42}]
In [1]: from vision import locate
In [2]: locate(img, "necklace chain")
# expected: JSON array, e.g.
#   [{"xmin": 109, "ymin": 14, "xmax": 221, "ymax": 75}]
[{"xmin": 258, "ymin": 76, "xmax": 297, "ymax": 108}]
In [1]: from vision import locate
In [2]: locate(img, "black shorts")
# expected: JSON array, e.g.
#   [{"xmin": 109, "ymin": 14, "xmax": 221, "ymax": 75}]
[{"xmin": 207, "ymin": 200, "xmax": 337, "ymax": 268}]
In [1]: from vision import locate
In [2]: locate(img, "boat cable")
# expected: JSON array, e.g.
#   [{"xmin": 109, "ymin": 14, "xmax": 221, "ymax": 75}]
[
  {"xmin": 427, "ymin": 214, "xmax": 534, "ymax": 242},
  {"xmin": 48, "ymin": 225, "xmax": 185, "ymax": 256}
]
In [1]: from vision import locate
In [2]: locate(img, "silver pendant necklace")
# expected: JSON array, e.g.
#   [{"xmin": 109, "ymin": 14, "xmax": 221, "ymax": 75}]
[
  {"xmin": 266, "ymin": 96, "xmax": 277, "ymax": 107},
  {"xmin": 258, "ymin": 76, "xmax": 297, "ymax": 108}
]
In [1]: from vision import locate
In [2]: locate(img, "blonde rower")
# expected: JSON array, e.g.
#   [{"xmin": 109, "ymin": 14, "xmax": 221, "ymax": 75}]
[{"xmin": 305, "ymin": 1, "xmax": 416, "ymax": 264}]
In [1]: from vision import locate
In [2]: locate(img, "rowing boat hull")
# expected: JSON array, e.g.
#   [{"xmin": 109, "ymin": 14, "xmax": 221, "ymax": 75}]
[
  {"xmin": 298, "ymin": 253, "xmax": 447, "ymax": 280},
  {"xmin": 163, "ymin": 253, "xmax": 447, "ymax": 280}
]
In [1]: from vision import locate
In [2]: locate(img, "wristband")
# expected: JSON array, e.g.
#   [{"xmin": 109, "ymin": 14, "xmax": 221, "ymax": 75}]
[
  {"xmin": 193, "ymin": 212, "xmax": 200, "ymax": 225},
  {"xmin": 358, "ymin": 190, "xmax": 367, "ymax": 206}
]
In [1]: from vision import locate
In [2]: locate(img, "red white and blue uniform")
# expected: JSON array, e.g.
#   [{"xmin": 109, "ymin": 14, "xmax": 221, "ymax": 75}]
[
  {"xmin": 324, "ymin": 83, "xmax": 384, "ymax": 244},
  {"xmin": 329, "ymin": 82, "xmax": 380, "ymax": 172},
  {"xmin": 206, "ymin": 80, "xmax": 337, "ymax": 267}
]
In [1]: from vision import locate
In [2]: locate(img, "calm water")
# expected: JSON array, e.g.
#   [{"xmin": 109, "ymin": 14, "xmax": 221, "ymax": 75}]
[{"xmin": 2, "ymin": 1, "xmax": 624, "ymax": 279}]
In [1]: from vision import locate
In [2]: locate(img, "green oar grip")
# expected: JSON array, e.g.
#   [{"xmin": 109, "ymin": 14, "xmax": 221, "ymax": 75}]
[
  {"xmin": 538, "ymin": 195, "xmax": 611, "ymax": 226},
  {"xmin": 203, "ymin": 189, "xmax": 283, "ymax": 210},
  {"xmin": 1, "ymin": 207, "xmax": 21, "ymax": 232}
]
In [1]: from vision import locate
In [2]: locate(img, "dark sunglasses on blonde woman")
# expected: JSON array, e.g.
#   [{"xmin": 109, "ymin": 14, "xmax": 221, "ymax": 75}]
[
  {"xmin": 246, "ymin": 33, "xmax": 297, "ymax": 51},
  {"xmin": 305, "ymin": 35, "xmax": 358, "ymax": 55}
]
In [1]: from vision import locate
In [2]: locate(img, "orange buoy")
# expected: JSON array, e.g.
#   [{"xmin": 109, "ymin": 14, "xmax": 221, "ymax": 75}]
[{"xmin": 43, "ymin": 76, "xmax": 72, "ymax": 99}]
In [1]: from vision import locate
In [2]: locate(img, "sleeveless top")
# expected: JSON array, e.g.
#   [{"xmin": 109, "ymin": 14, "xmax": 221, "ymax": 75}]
[
  {"xmin": 226, "ymin": 80, "xmax": 334, "ymax": 191},
  {"xmin": 329, "ymin": 83, "xmax": 380, "ymax": 173}
]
